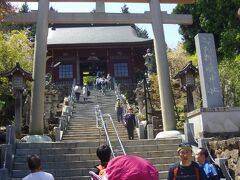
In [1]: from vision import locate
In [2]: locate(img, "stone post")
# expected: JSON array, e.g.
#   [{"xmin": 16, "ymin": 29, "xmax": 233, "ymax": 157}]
[
  {"xmin": 139, "ymin": 124, "xmax": 145, "ymax": 139},
  {"xmin": 54, "ymin": 127, "xmax": 61, "ymax": 141},
  {"xmin": 147, "ymin": 124, "xmax": 154, "ymax": 139},
  {"xmin": 6, "ymin": 125, "xmax": 15, "ymax": 151},
  {"xmin": 149, "ymin": 0, "xmax": 176, "ymax": 131},
  {"xmin": 30, "ymin": 0, "xmax": 49, "ymax": 134},
  {"xmin": 184, "ymin": 123, "xmax": 197, "ymax": 146},
  {"xmin": 14, "ymin": 90, "xmax": 22, "ymax": 138},
  {"xmin": 0, "ymin": 144, "xmax": 12, "ymax": 173},
  {"xmin": 195, "ymin": 33, "xmax": 223, "ymax": 108}
]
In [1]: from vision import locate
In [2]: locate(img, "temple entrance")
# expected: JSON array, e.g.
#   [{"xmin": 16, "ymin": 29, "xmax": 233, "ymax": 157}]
[{"xmin": 80, "ymin": 61, "xmax": 107, "ymax": 86}]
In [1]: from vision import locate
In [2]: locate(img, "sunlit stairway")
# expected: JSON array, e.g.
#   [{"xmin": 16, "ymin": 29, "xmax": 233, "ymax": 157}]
[{"xmin": 11, "ymin": 89, "xmax": 181, "ymax": 180}]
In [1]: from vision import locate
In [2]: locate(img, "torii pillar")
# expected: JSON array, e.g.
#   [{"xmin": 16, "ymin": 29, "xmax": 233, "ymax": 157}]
[
  {"xmin": 29, "ymin": 0, "xmax": 49, "ymax": 134},
  {"xmin": 149, "ymin": 0, "xmax": 176, "ymax": 131}
]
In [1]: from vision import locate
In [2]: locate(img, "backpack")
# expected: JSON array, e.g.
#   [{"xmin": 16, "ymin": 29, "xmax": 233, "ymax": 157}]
[
  {"xmin": 213, "ymin": 163, "xmax": 225, "ymax": 179},
  {"xmin": 173, "ymin": 163, "xmax": 200, "ymax": 180}
]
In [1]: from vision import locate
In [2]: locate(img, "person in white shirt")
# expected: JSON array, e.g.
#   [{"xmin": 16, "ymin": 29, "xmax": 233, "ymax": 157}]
[
  {"xmin": 22, "ymin": 154, "xmax": 54, "ymax": 180},
  {"xmin": 82, "ymin": 85, "xmax": 88, "ymax": 102},
  {"xmin": 73, "ymin": 84, "xmax": 81, "ymax": 102}
]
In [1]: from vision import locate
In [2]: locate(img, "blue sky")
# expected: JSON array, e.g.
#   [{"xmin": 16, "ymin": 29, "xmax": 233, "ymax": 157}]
[{"xmin": 11, "ymin": 2, "xmax": 182, "ymax": 48}]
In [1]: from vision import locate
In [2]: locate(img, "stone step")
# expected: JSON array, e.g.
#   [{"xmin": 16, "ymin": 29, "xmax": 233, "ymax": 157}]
[
  {"xmin": 12, "ymin": 167, "xmax": 169, "ymax": 179},
  {"xmin": 12, "ymin": 168, "xmax": 98, "ymax": 178},
  {"xmin": 16, "ymin": 141, "xmax": 100, "ymax": 149},
  {"xmin": 15, "ymin": 144, "xmax": 178, "ymax": 156},
  {"xmin": 124, "ymin": 144, "xmax": 178, "ymax": 152},
  {"xmin": 14, "ymin": 153, "xmax": 98, "ymax": 162}
]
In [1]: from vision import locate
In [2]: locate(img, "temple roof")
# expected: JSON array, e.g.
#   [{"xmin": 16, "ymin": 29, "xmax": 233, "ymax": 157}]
[{"xmin": 47, "ymin": 26, "xmax": 152, "ymax": 45}]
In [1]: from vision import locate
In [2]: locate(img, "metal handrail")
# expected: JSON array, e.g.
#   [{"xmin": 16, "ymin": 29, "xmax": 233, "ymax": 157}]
[
  {"xmin": 103, "ymin": 114, "xmax": 126, "ymax": 155},
  {"xmin": 204, "ymin": 142, "xmax": 233, "ymax": 180},
  {"xmin": 95, "ymin": 105, "xmax": 115, "ymax": 157},
  {"xmin": 223, "ymin": 162, "xmax": 233, "ymax": 180}
]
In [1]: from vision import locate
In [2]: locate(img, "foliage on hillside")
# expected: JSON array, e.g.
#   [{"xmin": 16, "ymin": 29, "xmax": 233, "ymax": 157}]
[
  {"xmin": 219, "ymin": 55, "xmax": 240, "ymax": 106},
  {"xmin": 149, "ymin": 44, "xmax": 201, "ymax": 128},
  {"xmin": 121, "ymin": 4, "xmax": 149, "ymax": 38},
  {"xmin": 0, "ymin": 30, "xmax": 33, "ymax": 126},
  {"xmin": 173, "ymin": 0, "xmax": 240, "ymax": 58},
  {"xmin": 0, "ymin": 1, "xmax": 14, "ymax": 21}
]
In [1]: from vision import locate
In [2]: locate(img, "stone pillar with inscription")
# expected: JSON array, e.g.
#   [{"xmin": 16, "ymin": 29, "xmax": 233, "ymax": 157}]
[
  {"xmin": 187, "ymin": 33, "xmax": 240, "ymax": 138},
  {"xmin": 195, "ymin": 33, "xmax": 223, "ymax": 108}
]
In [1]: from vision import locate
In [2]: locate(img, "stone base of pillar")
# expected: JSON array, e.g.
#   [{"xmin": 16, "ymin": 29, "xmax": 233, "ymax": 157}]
[
  {"xmin": 147, "ymin": 124, "xmax": 154, "ymax": 139},
  {"xmin": 155, "ymin": 130, "xmax": 183, "ymax": 139},
  {"xmin": 21, "ymin": 135, "xmax": 52, "ymax": 143},
  {"xmin": 187, "ymin": 107, "xmax": 240, "ymax": 138}
]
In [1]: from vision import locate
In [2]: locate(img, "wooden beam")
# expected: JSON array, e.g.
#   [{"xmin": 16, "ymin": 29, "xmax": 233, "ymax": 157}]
[
  {"xmin": 3, "ymin": 11, "xmax": 193, "ymax": 25},
  {"xmin": 10, "ymin": 0, "xmax": 194, "ymax": 4}
]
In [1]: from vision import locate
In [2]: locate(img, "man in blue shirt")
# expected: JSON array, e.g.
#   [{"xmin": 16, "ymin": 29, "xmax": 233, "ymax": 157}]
[{"xmin": 195, "ymin": 148, "xmax": 220, "ymax": 180}]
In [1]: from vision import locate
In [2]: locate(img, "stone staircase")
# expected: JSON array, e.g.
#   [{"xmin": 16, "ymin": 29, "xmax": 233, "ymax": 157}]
[{"xmin": 11, "ymin": 90, "xmax": 181, "ymax": 179}]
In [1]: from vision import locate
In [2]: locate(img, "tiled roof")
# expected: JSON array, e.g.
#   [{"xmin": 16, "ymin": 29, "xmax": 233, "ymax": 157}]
[{"xmin": 47, "ymin": 26, "xmax": 152, "ymax": 45}]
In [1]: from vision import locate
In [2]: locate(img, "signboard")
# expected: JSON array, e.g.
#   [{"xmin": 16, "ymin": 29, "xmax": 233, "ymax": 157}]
[{"xmin": 12, "ymin": 76, "xmax": 24, "ymax": 89}]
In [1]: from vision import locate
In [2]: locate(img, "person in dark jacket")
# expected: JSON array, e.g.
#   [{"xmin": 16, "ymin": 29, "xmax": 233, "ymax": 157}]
[
  {"xmin": 124, "ymin": 107, "xmax": 136, "ymax": 140},
  {"xmin": 167, "ymin": 143, "xmax": 207, "ymax": 180}
]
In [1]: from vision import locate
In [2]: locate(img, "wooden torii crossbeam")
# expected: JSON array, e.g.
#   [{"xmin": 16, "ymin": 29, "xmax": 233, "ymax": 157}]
[{"xmin": 7, "ymin": 0, "xmax": 194, "ymax": 135}]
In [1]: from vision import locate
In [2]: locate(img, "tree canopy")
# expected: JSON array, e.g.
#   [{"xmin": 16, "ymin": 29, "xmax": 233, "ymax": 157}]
[
  {"xmin": 173, "ymin": 0, "xmax": 240, "ymax": 58},
  {"xmin": 121, "ymin": 4, "xmax": 149, "ymax": 39},
  {"xmin": 0, "ymin": 1, "xmax": 14, "ymax": 21},
  {"xmin": 0, "ymin": 30, "xmax": 33, "ymax": 125}
]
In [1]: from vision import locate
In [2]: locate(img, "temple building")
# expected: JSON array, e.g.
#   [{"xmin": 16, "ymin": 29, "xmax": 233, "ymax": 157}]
[{"xmin": 46, "ymin": 25, "xmax": 153, "ymax": 87}]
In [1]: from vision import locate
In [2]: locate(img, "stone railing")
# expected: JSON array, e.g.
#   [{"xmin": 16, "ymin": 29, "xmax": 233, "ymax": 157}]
[
  {"xmin": 0, "ymin": 125, "xmax": 15, "ymax": 179},
  {"xmin": 54, "ymin": 79, "xmax": 75, "ymax": 141}
]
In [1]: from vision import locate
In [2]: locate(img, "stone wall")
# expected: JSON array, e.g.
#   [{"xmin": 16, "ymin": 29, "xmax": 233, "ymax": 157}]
[{"xmin": 209, "ymin": 137, "xmax": 240, "ymax": 179}]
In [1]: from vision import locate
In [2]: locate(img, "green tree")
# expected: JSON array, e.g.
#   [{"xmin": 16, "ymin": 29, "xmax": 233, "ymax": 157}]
[
  {"xmin": 150, "ymin": 44, "xmax": 200, "ymax": 128},
  {"xmin": 121, "ymin": 4, "xmax": 149, "ymax": 38},
  {"xmin": 0, "ymin": 1, "xmax": 14, "ymax": 21},
  {"xmin": 0, "ymin": 30, "xmax": 33, "ymax": 125},
  {"xmin": 219, "ymin": 55, "xmax": 240, "ymax": 106},
  {"xmin": 173, "ymin": 0, "xmax": 240, "ymax": 58}
]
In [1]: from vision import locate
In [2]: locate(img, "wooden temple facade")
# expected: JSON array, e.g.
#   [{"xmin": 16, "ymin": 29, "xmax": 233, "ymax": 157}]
[{"xmin": 46, "ymin": 25, "xmax": 153, "ymax": 86}]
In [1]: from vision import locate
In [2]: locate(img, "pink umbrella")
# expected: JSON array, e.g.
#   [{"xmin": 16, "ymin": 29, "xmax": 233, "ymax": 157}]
[{"xmin": 105, "ymin": 155, "xmax": 159, "ymax": 180}]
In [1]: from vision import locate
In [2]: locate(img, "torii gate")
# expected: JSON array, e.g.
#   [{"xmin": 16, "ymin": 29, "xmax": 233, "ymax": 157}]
[{"xmin": 6, "ymin": 0, "xmax": 193, "ymax": 135}]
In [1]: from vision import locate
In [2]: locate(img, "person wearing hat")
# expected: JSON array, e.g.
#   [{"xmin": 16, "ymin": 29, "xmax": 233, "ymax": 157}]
[
  {"xmin": 167, "ymin": 143, "xmax": 207, "ymax": 180},
  {"xmin": 115, "ymin": 98, "xmax": 124, "ymax": 122},
  {"xmin": 124, "ymin": 107, "xmax": 136, "ymax": 140}
]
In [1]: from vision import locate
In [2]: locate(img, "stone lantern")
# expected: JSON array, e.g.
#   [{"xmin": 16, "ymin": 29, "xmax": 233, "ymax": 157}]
[
  {"xmin": 0, "ymin": 62, "xmax": 32, "ymax": 137},
  {"xmin": 174, "ymin": 61, "xmax": 198, "ymax": 112}
]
